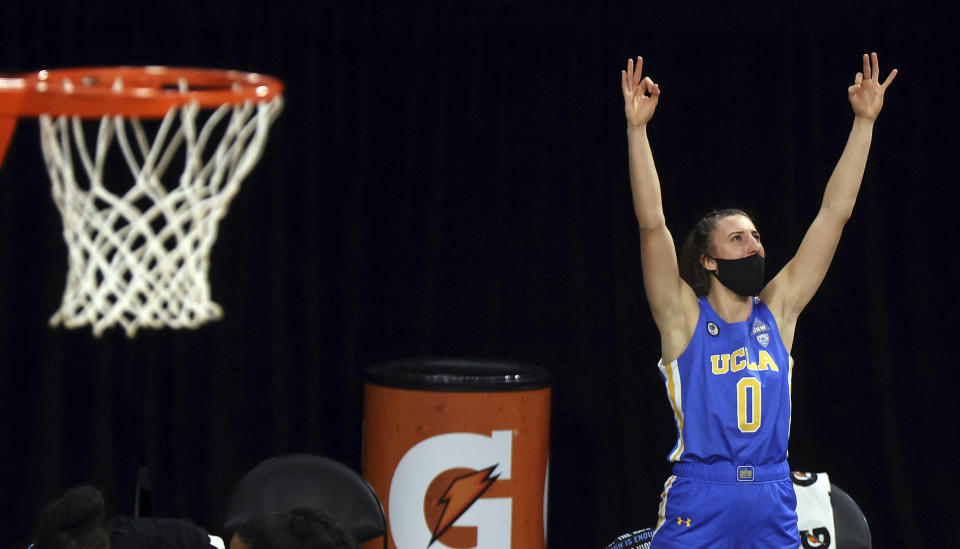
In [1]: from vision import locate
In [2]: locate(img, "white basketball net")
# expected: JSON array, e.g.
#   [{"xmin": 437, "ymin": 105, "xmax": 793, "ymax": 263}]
[{"xmin": 39, "ymin": 92, "xmax": 283, "ymax": 336}]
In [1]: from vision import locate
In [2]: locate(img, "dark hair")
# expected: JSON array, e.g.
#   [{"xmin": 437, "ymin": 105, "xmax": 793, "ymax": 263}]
[
  {"xmin": 678, "ymin": 208, "xmax": 753, "ymax": 296},
  {"xmin": 235, "ymin": 507, "xmax": 359, "ymax": 549},
  {"xmin": 34, "ymin": 485, "xmax": 110, "ymax": 549}
]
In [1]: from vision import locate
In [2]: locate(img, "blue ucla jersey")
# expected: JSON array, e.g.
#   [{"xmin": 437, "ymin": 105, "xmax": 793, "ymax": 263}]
[{"xmin": 658, "ymin": 296, "xmax": 793, "ymax": 466}]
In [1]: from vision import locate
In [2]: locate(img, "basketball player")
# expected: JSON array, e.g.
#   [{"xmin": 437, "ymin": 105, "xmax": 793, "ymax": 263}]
[{"xmin": 620, "ymin": 53, "xmax": 896, "ymax": 548}]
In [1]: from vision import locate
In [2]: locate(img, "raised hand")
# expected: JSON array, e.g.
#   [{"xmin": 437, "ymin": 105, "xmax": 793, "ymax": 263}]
[
  {"xmin": 621, "ymin": 56, "xmax": 661, "ymax": 127},
  {"xmin": 848, "ymin": 52, "xmax": 897, "ymax": 120}
]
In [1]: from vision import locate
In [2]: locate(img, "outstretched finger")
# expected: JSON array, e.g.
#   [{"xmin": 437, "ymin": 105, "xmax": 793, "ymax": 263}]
[
  {"xmin": 881, "ymin": 67, "xmax": 899, "ymax": 89},
  {"xmin": 633, "ymin": 56, "xmax": 644, "ymax": 86},
  {"xmin": 861, "ymin": 53, "xmax": 871, "ymax": 80},
  {"xmin": 621, "ymin": 69, "xmax": 630, "ymax": 95},
  {"xmin": 871, "ymin": 52, "xmax": 880, "ymax": 80}
]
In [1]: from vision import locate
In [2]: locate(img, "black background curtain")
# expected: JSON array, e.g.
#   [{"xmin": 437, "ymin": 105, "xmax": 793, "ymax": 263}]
[{"xmin": 0, "ymin": 2, "xmax": 954, "ymax": 547}]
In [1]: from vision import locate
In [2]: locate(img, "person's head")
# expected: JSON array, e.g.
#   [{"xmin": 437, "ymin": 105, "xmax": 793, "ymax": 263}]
[
  {"xmin": 33, "ymin": 485, "xmax": 110, "ymax": 549},
  {"xmin": 679, "ymin": 209, "xmax": 765, "ymax": 296},
  {"xmin": 230, "ymin": 507, "xmax": 358, "ymax": 549}
]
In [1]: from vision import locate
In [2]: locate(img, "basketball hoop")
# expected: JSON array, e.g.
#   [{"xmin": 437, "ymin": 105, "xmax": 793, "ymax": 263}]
[{"xmin": 0, "ymin": 66, "xmax": 284, "ymax": 336}]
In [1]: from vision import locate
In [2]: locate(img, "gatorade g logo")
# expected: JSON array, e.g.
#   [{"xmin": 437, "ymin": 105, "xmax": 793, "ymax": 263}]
[
  {"xmin": 800, "ymin": 527, "xmax": 832, "ymax": 548},
  {"xmin": 791, "ymin": 471, "xmax": 819, "ymax": 487},
  {"xmin": 430, "ymin": 465, "xmax": 500, "ymax": 545},
  {"xmin": 389, "ymin": 430, "xmax": 513, "ymax": 549}
]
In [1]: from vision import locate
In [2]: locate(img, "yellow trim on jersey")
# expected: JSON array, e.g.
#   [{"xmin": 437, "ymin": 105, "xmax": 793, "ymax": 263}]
[
  {"xmin": 659, "ymin": 359, "xmax": 685, "ymax": 462},
  {"xmin": 654, "ymin": 475, "xmax": 677, "ymax": 535},
  {"xmin": 788, "ymin": 356, "xmax": 795, "ymax": 443}
]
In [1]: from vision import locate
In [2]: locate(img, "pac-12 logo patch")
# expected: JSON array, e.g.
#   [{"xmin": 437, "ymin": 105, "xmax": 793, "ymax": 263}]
[
  {"xmin": 756, "ymin": 333, "xmax": 769, "ymax": 347},
  {"xmin": 706, "ymin": 322, "xmax": 719, "ymax": 336}
]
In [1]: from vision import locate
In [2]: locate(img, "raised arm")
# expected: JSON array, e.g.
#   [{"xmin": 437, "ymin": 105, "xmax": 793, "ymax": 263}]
[
  {"xmin": 762, "ymin": 52, "xmax": 897, "ymax": 347},
  {"xmin": 622, "ymin": 57, "xmax": 697, "ymax": 358}
]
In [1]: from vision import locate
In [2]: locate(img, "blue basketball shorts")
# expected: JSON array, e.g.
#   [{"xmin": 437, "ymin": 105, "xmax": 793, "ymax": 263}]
[{"xmin": 651, "ymin": 462, "xmax": 799, "ymax": 549}]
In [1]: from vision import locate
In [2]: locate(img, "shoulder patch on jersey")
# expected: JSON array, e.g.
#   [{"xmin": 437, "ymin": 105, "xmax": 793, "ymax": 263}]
[
  {"xmin": 706, "ymin": 322, "xmax": 719, "ymax": 336},
  {"xmin": 751, "ymin": 318, "xmax": 770, "ymax": 335}
]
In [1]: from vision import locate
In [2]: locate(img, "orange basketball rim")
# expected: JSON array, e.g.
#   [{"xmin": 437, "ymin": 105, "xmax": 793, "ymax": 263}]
[{"xmin": 0, "ymin": 66, "xmax": 284, "ymax": 166}]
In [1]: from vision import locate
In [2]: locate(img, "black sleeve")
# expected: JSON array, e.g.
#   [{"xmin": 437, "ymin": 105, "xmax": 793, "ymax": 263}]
[{"xmin": 105, "ymin": 515, "xmax": 211, "ymax": 549}]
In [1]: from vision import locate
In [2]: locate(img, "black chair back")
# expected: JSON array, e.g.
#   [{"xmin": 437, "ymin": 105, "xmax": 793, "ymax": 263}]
[
  {"xmin": 222, "ymin": 454, "xmax": 387, "ymax": 547},
  {"xmin": 830, "ymin": 483, "xmax": 871, "ymax": 549}
]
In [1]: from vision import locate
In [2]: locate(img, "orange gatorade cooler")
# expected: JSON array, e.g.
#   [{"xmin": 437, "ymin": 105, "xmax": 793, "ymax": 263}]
[{"xmin": 362, "ymin": 358, "xmax": 551, "ymax": 549}]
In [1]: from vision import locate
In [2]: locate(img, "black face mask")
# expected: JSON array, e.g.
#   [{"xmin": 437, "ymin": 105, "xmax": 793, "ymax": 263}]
[{"xmin": 710, "ymin": 254, "xmax": 765, "ymax": 297}]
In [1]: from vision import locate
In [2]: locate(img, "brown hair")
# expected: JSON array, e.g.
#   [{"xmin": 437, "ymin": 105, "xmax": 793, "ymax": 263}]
[{"xmin": 678, "ymin": 208, "xmax": 753, "ymax": 296}]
